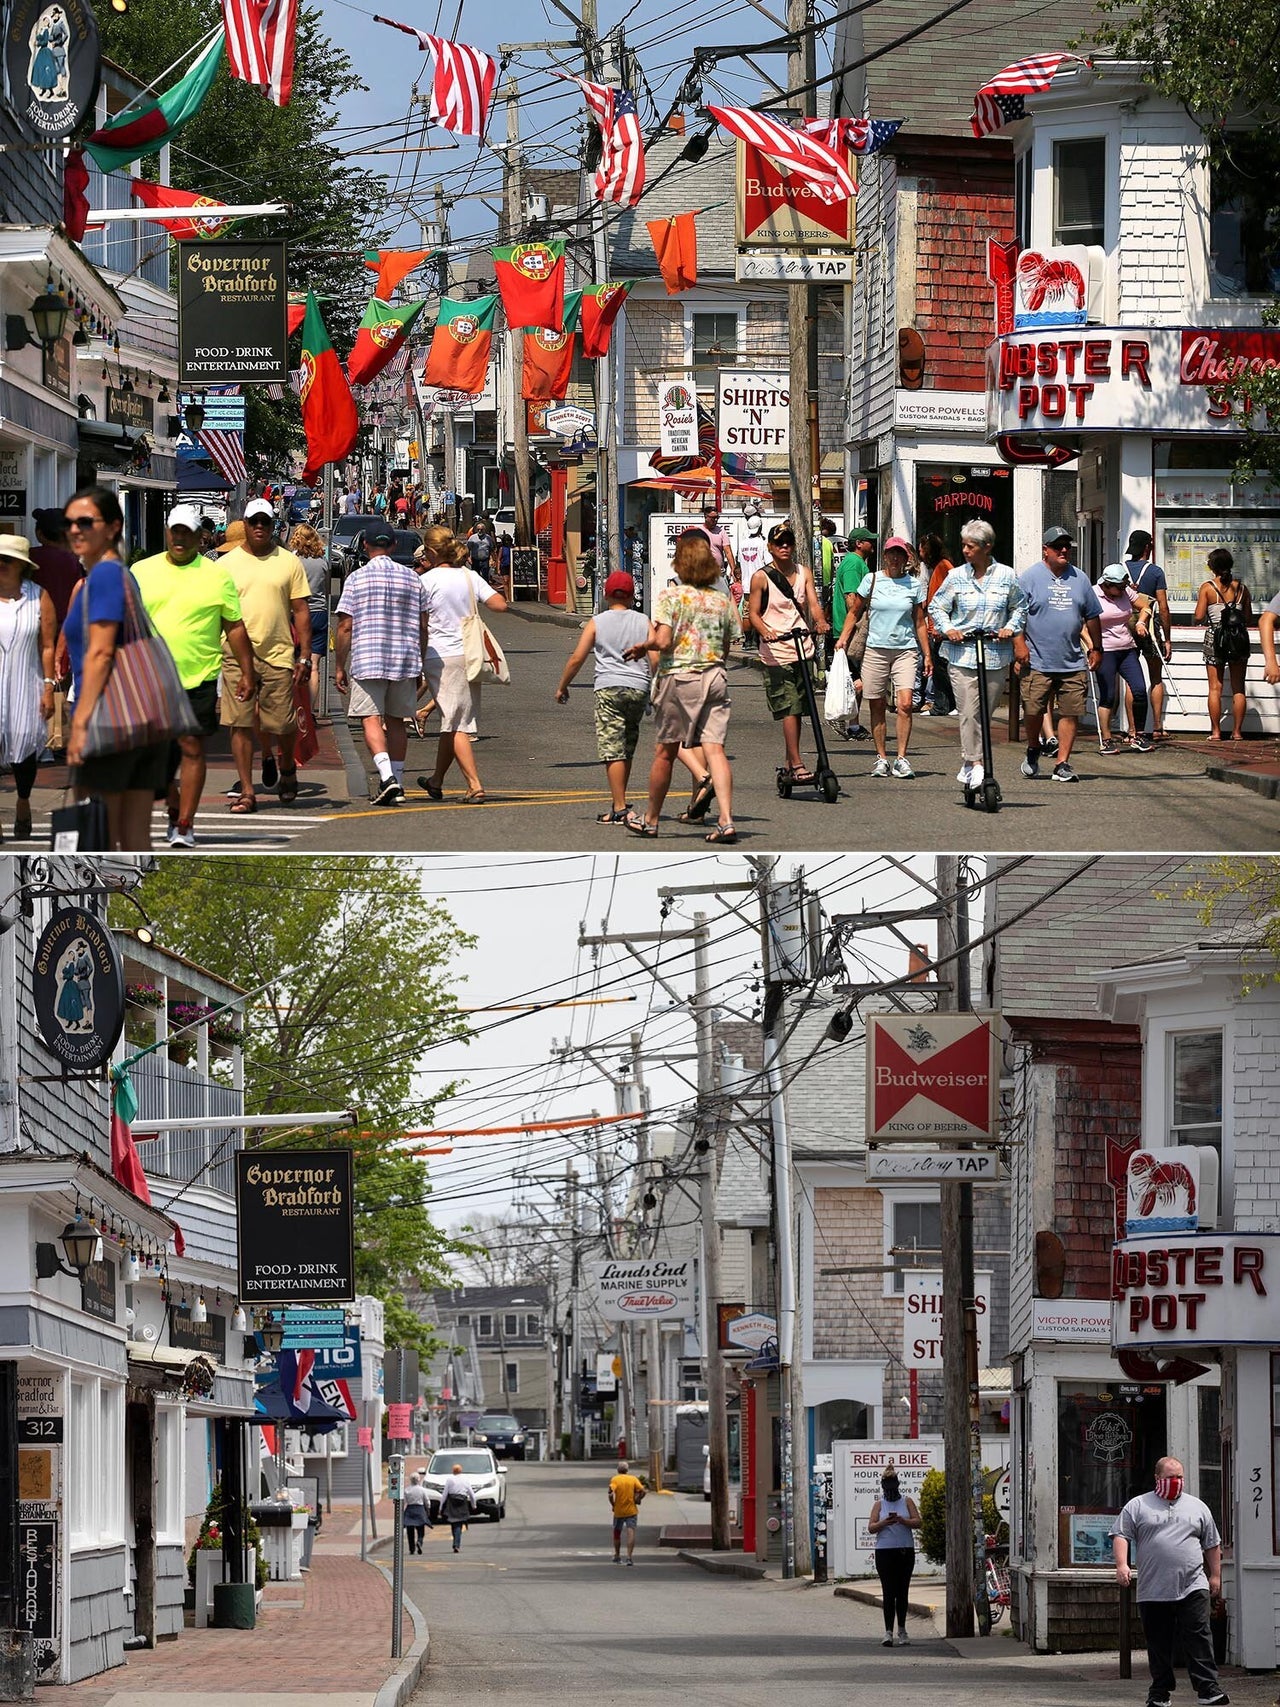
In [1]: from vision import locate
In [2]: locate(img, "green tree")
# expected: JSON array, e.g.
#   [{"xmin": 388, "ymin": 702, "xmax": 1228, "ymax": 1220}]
[
  {"xmin": 915, "ymin": 1468, "xmax": 1002, "ymax": 1565},
  {"xmin": 119, "ymin": 857, "xmax": 478, "ymax": 1352},
  {"xmin": 1175, "ymin": 857, "xmax": 1280, "ymax": 985}
]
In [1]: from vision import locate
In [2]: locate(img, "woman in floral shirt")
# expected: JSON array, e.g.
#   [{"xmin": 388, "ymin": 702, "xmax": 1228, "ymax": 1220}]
[{"xmin": 624, "ymin": 531, "xmax": 739, "ymax": 842}]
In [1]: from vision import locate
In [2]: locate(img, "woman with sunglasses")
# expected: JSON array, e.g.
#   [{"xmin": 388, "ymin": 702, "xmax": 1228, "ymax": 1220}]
[
  {"xmin": 747, "ymin": 522, "xmax": 830, "ymax": 787},
  {"xmin": 835, "ymin": 536, "xmax": 931, "ymax": 778},
  {"xmin": 62, "ymin": 485, "xmax": 168, "ymax": 850}
]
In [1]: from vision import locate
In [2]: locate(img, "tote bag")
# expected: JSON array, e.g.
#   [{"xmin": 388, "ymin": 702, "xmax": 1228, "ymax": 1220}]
[
  {"xmin": 81, "ymin": 565, "xmax": 199, "ymax": 757},
  {"xmin": 461, "ymin": 576, "xmax": 511, "ymax": 685}
]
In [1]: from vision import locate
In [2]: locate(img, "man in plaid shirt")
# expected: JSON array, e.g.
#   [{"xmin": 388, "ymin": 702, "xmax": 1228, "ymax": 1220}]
[{"xmin": 335, "ymin": 522, "xmax": 429, "ymax": 804}]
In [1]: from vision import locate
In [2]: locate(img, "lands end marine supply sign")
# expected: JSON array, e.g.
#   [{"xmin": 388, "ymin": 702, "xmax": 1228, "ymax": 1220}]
[
  {"xmin": 31, "ymin": 907, "xmax": 125, "ymax": 1072},
  {"xmin": 865, "ymin": 1011, "xmax": 1000, "ymax": 1143},
  {"xmin": 235, "ymin": 1148, "xmax": 355, "ymax": 1304},
  {"xmin": 178, "ymin": 240, "xmax": 289, "ymax": 386},
  {"xmin": 589, "ymin": 1259, "xmax": 694, "ymax": 1321}
]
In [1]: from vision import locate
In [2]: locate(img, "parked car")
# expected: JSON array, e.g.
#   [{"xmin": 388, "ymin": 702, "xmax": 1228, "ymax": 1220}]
[
  {"xmin": 327, "ymin": 513, "xmax": 380, "ymax": 577},
  {"xmin": 346, "ymin": 528, "xmax": 423, "ymax": 576},
  {"xmin": 471, "ymin": 1413, "xmax": 527, "ymax": 1460},
  {"xmin": 420, "ymin": 1448, "xmax": 506, "ymax": 1521}
]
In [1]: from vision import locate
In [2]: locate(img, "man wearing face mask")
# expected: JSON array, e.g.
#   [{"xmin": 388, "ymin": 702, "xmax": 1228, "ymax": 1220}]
[
  {"xmin": 1112, "ymin": 1457, "xmax": 1228, "ymax": 1707},
  {"xmin": 868, "ymin": 1463, "xmax": 921, "ymax": 1646}
]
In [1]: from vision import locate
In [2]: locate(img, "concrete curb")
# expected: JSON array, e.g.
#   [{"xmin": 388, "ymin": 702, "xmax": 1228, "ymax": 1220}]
[
  {"xmin": 677, "ymin": 1549, "xmax": 768, "ymax": 1580},
  {"xmin": 1204, "ymin": 760, "xmax": 1280, "ymax": 800},
  {"xmin": 333, "ymin": 712, "xmax": 374, "ymax": 806},
  {"xmin": 834, "ymin": 1582, "xmax": 941, "ymax": 1621},
  {"xmin": 504, "ymin": 601, "xmax": 585, "ymax": 631},
  {"xmin": 371, "ymin": 1559, "xmax": 429, "ymax": 1707}
]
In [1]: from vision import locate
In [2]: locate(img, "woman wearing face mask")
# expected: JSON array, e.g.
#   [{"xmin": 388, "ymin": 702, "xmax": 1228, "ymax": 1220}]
[{"xmin": 868, "ymin": 1463, "xmax": 921, "ymax": 1646}]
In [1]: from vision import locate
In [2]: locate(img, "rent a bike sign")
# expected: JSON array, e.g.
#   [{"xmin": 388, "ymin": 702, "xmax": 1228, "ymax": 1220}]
[{"xmin": 865, "ymin": 1011, "xmax": 1001, "ymax": 1143}]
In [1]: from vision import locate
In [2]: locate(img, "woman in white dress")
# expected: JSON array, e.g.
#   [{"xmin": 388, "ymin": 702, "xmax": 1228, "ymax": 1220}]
[
  {"xmin": 415, "ymin": 525, "xmax": 509, "ymax": 803},
  {"xmin": 0, "ymin": 536, "xmax": 56, "ymax": 841}
]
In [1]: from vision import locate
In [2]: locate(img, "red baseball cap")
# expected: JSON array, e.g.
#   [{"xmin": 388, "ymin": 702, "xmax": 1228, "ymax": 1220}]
[{"xmin": 604, "ymin": 571, "xmax": 635, "ymax": 598}]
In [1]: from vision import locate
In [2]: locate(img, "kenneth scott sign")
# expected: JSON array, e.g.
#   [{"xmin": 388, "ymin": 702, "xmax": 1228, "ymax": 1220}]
[{"xmin": 235, "ymin": 1148, "xmax": 355, "ymax": 1303}]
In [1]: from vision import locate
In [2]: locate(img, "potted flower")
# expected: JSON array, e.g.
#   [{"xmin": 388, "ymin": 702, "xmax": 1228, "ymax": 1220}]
[
  {"xmin": 125, "ymin": 982, "xmax": 164, "ymax": 1047},
  {"xmin": 188, "ymin": 1486, "xmax": 266, "ymax": 1627}
]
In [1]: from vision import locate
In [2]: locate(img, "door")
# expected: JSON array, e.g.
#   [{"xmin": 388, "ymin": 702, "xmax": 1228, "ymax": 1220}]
[{"xmin": 126, "ymin": 1396, "xmax": 156, "ymax": 1647}]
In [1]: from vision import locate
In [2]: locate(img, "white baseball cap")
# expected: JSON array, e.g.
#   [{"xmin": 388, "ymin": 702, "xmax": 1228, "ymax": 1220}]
[
  {"xmin": 243, "ymin": 498, "xmax": 275, "ymax": 522},
  {"xmin": 167, "ymin": 503, "xmax": 202, "ymax": 533}
]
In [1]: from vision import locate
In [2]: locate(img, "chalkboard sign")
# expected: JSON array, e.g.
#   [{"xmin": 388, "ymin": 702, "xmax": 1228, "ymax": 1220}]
[{"xmin": 510, "ymin": 546, "xmax": 541, "ymax": 599}]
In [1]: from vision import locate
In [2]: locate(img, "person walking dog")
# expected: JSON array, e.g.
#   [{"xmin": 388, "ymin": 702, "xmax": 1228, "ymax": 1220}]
[{"xmin": 1112, "ymin": 1456, "xmax": 1228, "ymax": 1707}]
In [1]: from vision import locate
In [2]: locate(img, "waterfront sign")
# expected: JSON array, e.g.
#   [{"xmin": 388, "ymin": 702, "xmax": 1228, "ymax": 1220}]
[
  {"xmin": 31, "ymin": 906, "xmax": 125, "ymax": 1072},
  {"xmin": 235, "ymin": 1148, "xmax": 355, "ymax": 1303},
  {"xmin": 865, "ymin": 1011, "xmax": 1000, "ymax": 1142},
  {"xmin": 588, "ymin": 1258, "xmax": 694, "ymax": 1321}
]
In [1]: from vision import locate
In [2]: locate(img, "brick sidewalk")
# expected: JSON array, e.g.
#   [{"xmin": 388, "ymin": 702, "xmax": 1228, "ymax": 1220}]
[{"xmin": 42, "ymin": 1535, "xmax": 413, "ymax": 1706}]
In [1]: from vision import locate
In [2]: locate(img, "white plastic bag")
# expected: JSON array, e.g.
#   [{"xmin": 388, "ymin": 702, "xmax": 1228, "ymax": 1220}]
[{"xmin": 823, "ymin": 647, "xmax": 857, "ymax": 727}]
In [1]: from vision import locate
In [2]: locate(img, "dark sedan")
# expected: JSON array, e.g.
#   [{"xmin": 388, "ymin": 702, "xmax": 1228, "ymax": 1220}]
[
  {"xmin": 342, "ymin": 528, "xmax": 424, "ymax": 579},
  {"xmin": 471, "ymin": 1413, "xmax": 528, "ymax": 1460}
]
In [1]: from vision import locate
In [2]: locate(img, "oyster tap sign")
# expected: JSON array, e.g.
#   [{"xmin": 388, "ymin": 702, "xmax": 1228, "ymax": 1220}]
[{"xmin": 987, "ymin": 327, "xmax": 1280, "ymax": 436}]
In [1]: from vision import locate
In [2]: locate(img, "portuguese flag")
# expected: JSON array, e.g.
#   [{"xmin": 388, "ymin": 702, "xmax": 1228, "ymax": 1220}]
[
  {"xmin": 299, "ymin": 293, "xmax": 359, "ymax": 486},
  {"xmin": 579, "ymin": 280, "xmax": 634, "ymax": 359},
  {"xmin": 492, "ymin": 239, "xmax": 565, "ymax": 332},
  {"xmin": 521, "ymin": 291, "xmax": 581, "ymax": 402},
  {"xmin": 288, "ymin": 293, "xmax": 307, "ymax": 336},
  {"xmin": 84, "ymin": 34, "xmax": 225, "ymax": 173},
  {"xmin": 347, "ymin": 297, "xmax": 427, "ymax": 386},
  {"xmin": 130, "ymin": 179, "xmax": 236, "ymax": 241},
  {"xmin": 423, "ymin": 295, "xmax": 498, "ymax": 394}
]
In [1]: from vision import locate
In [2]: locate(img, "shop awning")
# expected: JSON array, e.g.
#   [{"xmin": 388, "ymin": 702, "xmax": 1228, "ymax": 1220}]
[
  {"xmin": 127, "ymin": 1342, "xmax": 218, "ymax": 1396},
  {"xmin": 0, "ymin": 227, "xmax": 125, "ymax": 325}
]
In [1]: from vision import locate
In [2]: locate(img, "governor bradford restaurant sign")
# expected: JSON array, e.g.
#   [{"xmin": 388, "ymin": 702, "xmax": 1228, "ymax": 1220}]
[
  {"xmin": 235, "ymin": 1148, "xmax": 355, "ymax": 1304},
  {"xmin": 588, "ymin": 1258, "xmax": 694, "ymax": 1322},
  {"xmin": 865, "ymin": 1011, "xmax": 1000, "ymax": 1143},
  {"xmin": 988, "ymin": 327, "xmax": 1280, "ymax": 437},
  {"xmin": 178, "ymin": 239, "xmax": 289, "ymax": 387},
  {"xmin": 1111, "ymin": 1232, "xmax": 1278, "ymax": 1350}
]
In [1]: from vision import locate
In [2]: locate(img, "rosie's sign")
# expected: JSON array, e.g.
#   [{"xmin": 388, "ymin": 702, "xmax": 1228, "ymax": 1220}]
[
  {"xmin": 865, "ymin": 1011, "xmax": 1000, "ymax": 1142},
  {"xmin": 1111, "ymin": 1232, "xmax": 1276, "ymax": 1349},
  {"xmin": 235, "ymin": 1148, "xmax": 355, "ymax": 1303}
]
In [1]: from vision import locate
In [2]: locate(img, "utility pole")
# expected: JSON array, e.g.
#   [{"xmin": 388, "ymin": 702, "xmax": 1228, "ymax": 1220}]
[
  {"xmin": 786, "ymin": 0, "xmax": 818, "ymax": 572},
  {"xmin": 629, "ymin": 1031, "xmax": 664, "ymax": 1490},
  {"xmin": 594, "ymin": 1115, "xmax": 638, "ymax": 1460},
  {"xmin": 591, "ymin": 21, "xmax": 623, "ymax": 583},
  {"xmin": 504, "ymin": 79, "xmax": 534, "ymax": 546},
  {"xmin": 691, "ymin": 913, "xmax": 731, "ymax": 1550},
  {"xmin": 567, "ymin": 1164, "xmax": 582, "ymax": 1457},
  {"xmin": 936, "ymin": 856, "xmax": 987, "ymax": 1637}
]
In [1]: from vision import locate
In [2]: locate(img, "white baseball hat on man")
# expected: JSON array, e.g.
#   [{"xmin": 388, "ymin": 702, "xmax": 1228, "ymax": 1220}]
[
  {"xmin": 167, "ymin": 503, "xmax": 202, "ymax": 533},
  {"xmin": 243, "ymin": 498, "xmax": 275, "ymax": 522}
]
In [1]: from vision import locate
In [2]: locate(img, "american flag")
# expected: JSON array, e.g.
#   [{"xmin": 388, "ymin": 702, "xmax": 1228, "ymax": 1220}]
[
  {"xmin": 971, "ymin": 54, "xmax": 1082, "ymax": 138},
  {"xmin": 708, "ymin": 104, "xmax": 855, "ymax": 201},
  {"xmin": 371, "ymin": 21, "xmax": 495, "ymax": 137},
  {"xmin": 803, "ymin": 116, "xmax": 903, "ymax": 157},
  {"xmin": 574, "ymin": 80, "xmax": 645, "ymax": 207},
  {"xmin": 221, "ymin": 0, "xmax": 298, "ymax": 106},
  {"xmin": 200, "ymin": 428, "xmax": 247, "ymax": 486}
]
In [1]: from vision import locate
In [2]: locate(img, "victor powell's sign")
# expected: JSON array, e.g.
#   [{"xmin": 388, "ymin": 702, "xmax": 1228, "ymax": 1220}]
[
  {"xmin": 588, "ymin": 1258, "xmax": 694, "ymax": 1321},
  {"xmin": 235, "ymin": 1149, "xmax": 355, "ymax": 1303},
  {"xmin": 865, "ymin": 1011, "xmax": 1000, "ymax": 1142},
  {"xmin": 178, "ymin": 240, "xmax": 289, "ymax": 387}
]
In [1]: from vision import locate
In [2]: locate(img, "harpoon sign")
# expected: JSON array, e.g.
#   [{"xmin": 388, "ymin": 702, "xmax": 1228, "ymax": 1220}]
[
  {"xmin": 588, "ymin": 1258, "xmax": 694, "ymax": 1321},
  {"xmin": 865, "ymin": 1011, "xmax": 1000, "ymax": 1142}
]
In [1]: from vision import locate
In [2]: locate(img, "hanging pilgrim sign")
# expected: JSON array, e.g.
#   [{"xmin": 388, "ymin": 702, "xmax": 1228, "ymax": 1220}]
[
  {"xmin": 5, "ymin": 0, "xmax": 101, "ymax": 140},
  {"xmin": 31, "ymin": 907, "xmax": 125, "ymax": 1072}
]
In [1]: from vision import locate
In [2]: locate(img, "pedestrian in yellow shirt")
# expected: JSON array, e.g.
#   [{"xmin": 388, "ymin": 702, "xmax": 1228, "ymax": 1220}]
[{"xmin": 608, "ymin": 1460, "xmax": 645, "ymax": 1566}]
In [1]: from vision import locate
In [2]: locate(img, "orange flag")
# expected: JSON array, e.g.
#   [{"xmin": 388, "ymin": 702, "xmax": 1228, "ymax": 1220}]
[
  {"xmin": 363, "ymin": 249, "xmax": 431, "ymax": 299},
  {"xmin": 646, "ymin": 212, "xmax": 697, "ymax": 294}
]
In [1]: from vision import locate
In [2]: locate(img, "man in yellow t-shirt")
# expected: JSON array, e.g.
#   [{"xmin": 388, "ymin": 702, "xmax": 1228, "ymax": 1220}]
[
  {"xmin": 132, "ymin": 503, "xmax": 256, "ymax": 847},
  {"xmin": 217, "ymin": 499, "xmax": 311, "ymax": 811},
  {"xmin": 608, "ymin": 1460, "xmax": 646, "ymax": 1565}
]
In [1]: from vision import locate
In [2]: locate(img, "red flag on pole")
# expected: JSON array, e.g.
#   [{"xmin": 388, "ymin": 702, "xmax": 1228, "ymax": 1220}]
[{"xmin": 299, "ymin": 292, "xmax": 359, "ymax": 485}]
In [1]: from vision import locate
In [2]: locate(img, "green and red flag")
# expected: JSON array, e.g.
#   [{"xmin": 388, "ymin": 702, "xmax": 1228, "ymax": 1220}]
[
  {"xmin": 84, "ymin": 34, "xmax": 225, "ymax": 173},
  {"xmin": 130, "ymin": 179, "xmax": 237, "ymax": 241},
  {"xmin": 362, "ymin": 249, "xmax": 431, "ymax": 299},
  {"xmin": 347, "ymin": 296, "xmax": 427, "ymax": 385},
  {"xmin": 299, "ymin": 292, "xmax": 359, "ymax": 486},
  {"xmin": 287, "ymin": 292, "xmax": 307, "ymax": 335},
  {"xmin": 422, "ymin": 295, "xmax": 498, "ymax": 394},
  {"xmin": 521, "ymin": 291, "xmax": 581, "ymax": 402},
  {"xmin": 492, "ymin": 239, "xmax": 565, "ymax": 331},
  {"xmin": 578, "ymin": 279, "xmax": 634, "ymax": 359}
]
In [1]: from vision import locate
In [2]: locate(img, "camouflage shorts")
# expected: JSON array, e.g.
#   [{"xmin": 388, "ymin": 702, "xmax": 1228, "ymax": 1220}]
[{"xmin": 594, "ymin": 687, "xmax": 649, "ymax": 763}]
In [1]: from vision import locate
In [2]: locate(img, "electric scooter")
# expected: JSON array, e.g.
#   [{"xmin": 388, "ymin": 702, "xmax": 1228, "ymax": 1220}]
[
  {"xmin": 774, "ymin": 628, "xmax": 841, "ymax": 804},
  {"xmin": 961, "ymin": 629, "xmax": 1003, "ymax": 814}
]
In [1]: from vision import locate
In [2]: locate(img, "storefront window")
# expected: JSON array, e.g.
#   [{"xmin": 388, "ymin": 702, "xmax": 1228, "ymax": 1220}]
[
  {"xmin": 1271, "ymin": 1354, "xmax": 1280, "ymax": 1555},
  {"xmin": 913, "ymin": 464, "xmax": 1014, "ymax": 564},
  {"xmin": 691, "ymin": 312, "xmax": 739, "ymax": 398},
  {"xmin": 1169, "ymin": 1030, "xmax": 1223, "ymax": 1153},
  {"xmin": 1154, "ymin": 440, "xmax": 1280, "ymax": 606},
  {"xmin": 1053, "ymin": 138, "xmax": 1106, "ymax": 247},
  {"xmin": 1210, "ymin": 136, "xmax": 1280, "ymax": 297},
  {"xmin": 813, "ymin": 1399, "xmax": 870, "ymax": 1455},
  {"xmin": 1198, "ymin": 1385, "xmax": 1222, "ymax": 1532},
  {"xmin": 1057, "ymin": 1380, "xmax": 1166, "ymax": 1566}
]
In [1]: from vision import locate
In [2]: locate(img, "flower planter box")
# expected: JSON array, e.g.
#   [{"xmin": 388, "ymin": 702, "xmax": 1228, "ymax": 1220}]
[{"xmin": 194, "ymin": 1548, "xmax": 258, "ymax": 1629}]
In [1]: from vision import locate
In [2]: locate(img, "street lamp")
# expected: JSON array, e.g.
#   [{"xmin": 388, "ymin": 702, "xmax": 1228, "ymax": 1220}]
[
  {"xmin": 257, "ymin": 1313, "xmax": 284, "ymax": 1352},
  {"xmin": 30, "ymin": 284, "xmax": 72, "ymax": 350},
  {"xmin": 35, "ymin": 1217, "xmax": 104, "ymax": 1280},
  {"xmin": 184, "ymin": 400, "xmax": 206, "ymax": 434}
]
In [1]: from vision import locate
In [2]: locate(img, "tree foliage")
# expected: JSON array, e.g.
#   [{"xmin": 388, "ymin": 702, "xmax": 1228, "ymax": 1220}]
[
  {"xmin": 456, "ymin": 1212, "xmax": 562, "ymax": 1288},
  {"xmin": 118, "ymin": 857, "xmax": 479, "ymax": 1351},
  {"xmin": 1175, "ymin": 857, "xmax": 1280, "ymax": 985},
  {"xmin": 916, "ymin": 1468, "xmax": 1001, "ymax": 1566},
  {"xmin": 96, "ymin": 3, "xmax": 389, "ymax": 477}
]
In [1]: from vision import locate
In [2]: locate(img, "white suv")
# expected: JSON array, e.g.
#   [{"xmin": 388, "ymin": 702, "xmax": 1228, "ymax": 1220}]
[{"xmin": 421, "ymin": 1447, "xmax": 506, "ymax": 1522}]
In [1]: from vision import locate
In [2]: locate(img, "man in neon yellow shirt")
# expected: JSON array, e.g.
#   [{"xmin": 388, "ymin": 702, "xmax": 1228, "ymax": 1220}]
[{"xmin": 132, "ymin": 504, "xmax": 255, "ymax": 847}]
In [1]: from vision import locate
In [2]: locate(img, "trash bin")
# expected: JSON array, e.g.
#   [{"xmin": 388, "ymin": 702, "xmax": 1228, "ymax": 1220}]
[{"xmin": 212, "ymin": 1582, "xmax": 256, "ymax": 1629}]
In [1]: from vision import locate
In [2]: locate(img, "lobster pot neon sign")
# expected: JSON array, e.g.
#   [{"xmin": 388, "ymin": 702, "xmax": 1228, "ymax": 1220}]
[
  {"xmin": 1124, "ymin": 1145, "xmax": 1218, "ymax": 1236},
  {"xmin": 1013, "ymin": 245, "xmax": 1090, "ymax": 330},
  {"xmin": 1111, "ymin": 1233, "xmax": 1277, "ymax": 1350}
]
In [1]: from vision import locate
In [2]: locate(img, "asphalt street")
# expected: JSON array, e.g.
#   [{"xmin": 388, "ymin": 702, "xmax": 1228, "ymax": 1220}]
[
  {"xmin": 302, "ymin": 608, "xmax": 1280, "ymax": 853},
  {"xmin": 402, "ymin": 1461, "xmax": 1201, "ymax": 1707}
]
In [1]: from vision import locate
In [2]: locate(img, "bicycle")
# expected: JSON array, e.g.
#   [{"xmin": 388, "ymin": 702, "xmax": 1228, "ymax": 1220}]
[{"xmin": 984, "ymin": 1538, "xmax": 1010, "ymax": 1627}]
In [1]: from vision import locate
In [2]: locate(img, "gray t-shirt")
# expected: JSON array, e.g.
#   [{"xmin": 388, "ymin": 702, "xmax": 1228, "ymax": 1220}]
[
  {"xmin": 1111, "ymin": 1490, "xmax": 1220, "ymax": 1603},
  {"xmin": 593, "ymin": 606, "xmax": 651, "ymax": 691},
  {"xmin": 1019, "ymin": 561, "xmax": 1104, "ymax": 673},
  {"xmin": 1265, "ymin": 591, "xmax": 1280, "ymax": 619}
]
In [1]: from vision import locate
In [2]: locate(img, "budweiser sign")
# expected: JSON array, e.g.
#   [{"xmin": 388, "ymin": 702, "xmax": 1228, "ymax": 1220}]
[
  {"xmin": 736, "ymin": 140, "xmax": 855, "ymax": 249},
  {"xmin": 865, "ymin": 1011, "xmax": 1000, "ymax": 1143}
]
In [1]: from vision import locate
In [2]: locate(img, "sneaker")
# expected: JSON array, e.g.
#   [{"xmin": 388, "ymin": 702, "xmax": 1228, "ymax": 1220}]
[
  {"xmin": 1052, "ymin": 761, "xmax": 1079, "ymax": 782},
  {"xmin": 968, "ymin": 762, "xmax": 984, "ymax": 790},
  {"xmin": 872, "ymin": 756, "xmax": 890, "ymax": 778},
  {"xmin": 956, "ymin": 762, "xmax": 973, "ymax": 786},
  {"xmin": 626, "ymin": 1559, "xmax": 634, "ymax": 1568},
  {"xmin": 165, "ymin": 820, "xmax": 179, "ymax": 846},
  {"xmin": 895, "ymin": 1630, "xmax": 909, "ymax": 1646},
  {"xmin": 1099, "ymin": 737, "xmax": 1122, "ymax": 755},
  {"xmin": 224, "ymin": 779, "xmax": 243, "ymax": 798},
  {"xmin": 262, "ymin": 754, "xmax": 279, "ymax": 789},
  {"xmin": 1020, "ymin": 753, "xmax": 1040, "ymax": 779},
  {"xmin": 881, "ymin": 1635, "xmax": 895, "ymax": 1648},
  {"xmin": 371, "ymin": 776, "xmax": 403, "ymax": 805},
  {"xmin": 890, "ymin": 757, "xmax": 914, "ymax": 779},
  {"xmin": 171, "ymin": 823, "xmax": 196, "ymax": 849},
  {"xmin": 1040, "ymin": 735, "xmax": 1060, "ymax": 757},
  {"xmin": 1196, "ymin": 1694, "xmax": 1229, "ymax": 1705},
  {"xmin": 1146, "ymin": 1698, "xmax": 1171, "ymax": 1707},
  {"xmin": 1131, "ymin": 733, "xmax": 1154, "ymax": 752}
]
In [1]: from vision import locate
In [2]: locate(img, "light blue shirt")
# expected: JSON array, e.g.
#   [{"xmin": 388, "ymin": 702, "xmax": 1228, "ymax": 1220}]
[
  {"xmin": 928, "ymin": 561, "xmax": 1026, "ymax": 671},
  {"xmin": 858, "ymin": 570, "xmax": 920, "ymax": 651},
  {"xmin": 1019, "ymin": 561, "xmax": 1103, "ymax": 672}
]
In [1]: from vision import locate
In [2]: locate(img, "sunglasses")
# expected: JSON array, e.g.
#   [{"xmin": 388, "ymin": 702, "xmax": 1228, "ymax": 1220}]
[
  {"xmin": 66, "ymin": 515, "xmax": 104, "ymax": 531},
  {"xmin": 245, "ymin": 515, "xmax": 274, "ymax": 526},
  {"xmin": 770, "ymin": 536, "xmax": 795, "ymax": 547}
]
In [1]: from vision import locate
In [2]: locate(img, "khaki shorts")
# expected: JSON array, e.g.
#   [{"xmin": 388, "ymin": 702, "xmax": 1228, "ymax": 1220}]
[
  {"xmin": 348, "ymin": 676, "xmax": 420, "ymax": 720},
  {"xmin": 860, "ymin": 646, "xmax": 918, "ymax": 702},
  {"xmin": 763, "ymin": 660, "xmax": 807, "ymax": 720},
  {"xmin": 652, "ymin": 667, "xmax": 730, "ymax": 748},
  {"xmin": 424, "ymin": 654, "xmax": 479, "ymax": 735},
  {"xmin": 221, "ymin": 657, "xmax": 297, "ymax": 734},
  {"xmin": 1022, "ymin": 668, "xmax": 1087, "ymax": 721},
  {"xmin": 594, "ymin": 687, "xmax": 648, "ymax": 764}
]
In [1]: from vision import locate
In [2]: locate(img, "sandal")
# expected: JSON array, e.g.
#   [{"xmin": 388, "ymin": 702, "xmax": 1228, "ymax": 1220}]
[
  {"xmin": 462, "ymin": 791, "xmax": 487, "ymax": 804},
  {"xmin": 597, "ymin": 808, "xmax": 629, "ymax": 824},
  {"xmin": 277, "ymin": 767, "xmax": 299, "ymax": 804},
  {"xmin": 679, "ymin": 774, "xmax": 715, "ymax": 823},
  {"xmin": 705, "ymin": 822, "xmax": 738, "ymax": 844},
  {"xmin": 418, "ymin": 777, "xmax": 444, "ymax": 800},
  {"xmin": 229, "ymin": 793, "xmax": 257, "ymax": 814},
  {"xmin": 624, "ymin": 809, "xmax": 658, "ymax": 838},
  {"xmin": 782, "ymin": 765, "xmax": 817, "ymax": 786}
]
